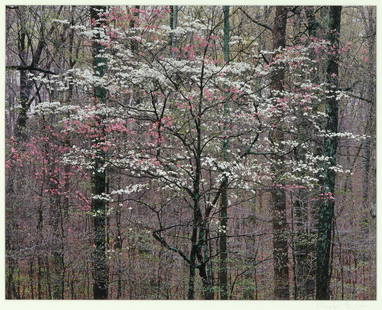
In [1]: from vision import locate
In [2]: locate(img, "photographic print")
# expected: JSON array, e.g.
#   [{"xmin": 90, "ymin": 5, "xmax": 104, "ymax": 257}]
[{"xmin": 4, "ymin": 4, "xmax": 376, "ymax": 300}]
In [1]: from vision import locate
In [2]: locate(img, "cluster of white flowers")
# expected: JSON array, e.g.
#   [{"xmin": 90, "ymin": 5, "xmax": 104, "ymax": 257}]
[
  {"xmin": 111, "ymin": 183, "xmax": 148, "ymax": 196},
  {"xmin": 52, "ymin": 19, "xmax": 70, "ymax": 24},
  {"xmin": 92, "ymin": 193, "xmax": 112, "ymax": 202}
]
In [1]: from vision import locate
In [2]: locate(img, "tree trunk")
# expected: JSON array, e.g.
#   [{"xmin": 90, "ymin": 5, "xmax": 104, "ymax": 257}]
[
  {"xmin": 219, "ymin": 5, "xmax": 230, "ymax": 300},
  {"xmin": 315, "ymin": 6, "xmax": 342, "ymax": 300},
  {"xmin": 90, "ymin": 6, "xmax": 109, "ymax": 299},
  {"xmin": 271, "ymin": 6, "xmax": 290, "ymax": 300},
  {"xmin": 360, "ymin": 6, "xmax": 376, "ymax": 300},
  {"xmin": 292, "ymin": 8, "xmax": 327, "ymax": 299},
  {"xmin": 196, "ymin": 219, "xmax": 214, "ymax": 299},
  {"xmin": 188, "ymin": 221, "xmax": 197, "ymax": 299}
]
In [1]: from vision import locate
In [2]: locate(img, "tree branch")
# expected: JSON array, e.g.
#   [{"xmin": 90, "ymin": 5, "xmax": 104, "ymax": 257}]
[
  {"xmin": 239, "ymin": 8, "xmax": 272, "ymax": 31},
  {"xmin": 345, "ymin": 92, "xmax": 372, "ymax": 104},
  {"xmin": 152, "ymin": 230, "xmax": 191, "ymax": 264},
  {"xmin": 6, "ymin": 65, "xmax": 57, "ymax": 75}
]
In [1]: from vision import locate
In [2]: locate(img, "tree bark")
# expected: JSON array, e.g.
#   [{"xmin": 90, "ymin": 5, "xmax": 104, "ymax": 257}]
[
  {"xmin": 219, "ymin": 5, "xmax": 230, "ymax": 300},
  {"xmin": 271, "ymin": 6, "xmax": 290, "ymax": 300},
  {"xmin": 90, "ymin": 6, "xmax": 109, "ymax": 300},
  {"xmin": 360, "ymin": 6, "xmax": 376, "ymax": 300},
  {"xmin": 315, "ymin": 5, "xmax": 342, "ymax": 300}
]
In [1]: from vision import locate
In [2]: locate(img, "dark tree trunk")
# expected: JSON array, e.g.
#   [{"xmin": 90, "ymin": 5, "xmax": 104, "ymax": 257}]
[
  {"xmin": 270, "ymin": 6, "xmax": 290, "ymax": 300},
  {"xmin": 315, "ymin": 6, "xmax": 342, "ymax": 300},
  {"xmin": 90, "ymin": 6, "xmax": 109, "ymax": 300},
  {"xmin": 292, "ymin": 8, "xmax": 325, "ymax": 299},
  {"xmin": 198, "ymin": 262, "xmax": 214, "ymax": 299},
  {"xmin": 219, "ymin": 5, "xmax": 230, "ymax": 300},
  {"xmin": 188, "ymin": 214, "xmax": 198, "ymax": 299},
  {"xmin": 196, "ymin": 217, "xmax": 214, "ymax": 299}
]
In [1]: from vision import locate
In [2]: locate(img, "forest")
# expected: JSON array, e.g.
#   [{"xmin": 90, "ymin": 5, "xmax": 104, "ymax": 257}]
[{"xmin": 5, "ymin": 5, "xmax": 376, "ymax": 300}]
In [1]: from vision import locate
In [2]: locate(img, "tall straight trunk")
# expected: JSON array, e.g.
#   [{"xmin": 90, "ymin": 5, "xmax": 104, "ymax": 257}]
[
  {"xmin": 90, "ymin": 6, "xmax": 108, "ymax": 299},
  {"xmin": 315, "ymin": 6, "xmax": 342, "ymax": 300},
  {"xmin": 271, "ymin": 6, "xmax": 290, "ymax": 300},
  {"xmin": 293, "ymin": 8, "xmax": 325, "ymax": 299},
  {"xmin": 218, "ymin": 5, "xmax": 230, "ymax": 300},
  {"xmin": 363, "ymin": 7, "xmax": 376, "ymax": 299},
  {"xmin": 359, "ymin": 6, "xmax": 376, "ymax": 230},
  {"xmin": 352, "ymin": 6, "xmax": 376, "ymax": 300}
]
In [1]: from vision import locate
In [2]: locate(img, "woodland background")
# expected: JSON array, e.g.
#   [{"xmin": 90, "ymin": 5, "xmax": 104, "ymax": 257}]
[{"xmin": 4, "ymin": 5, "xmax": 376, "ymax": 300}]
